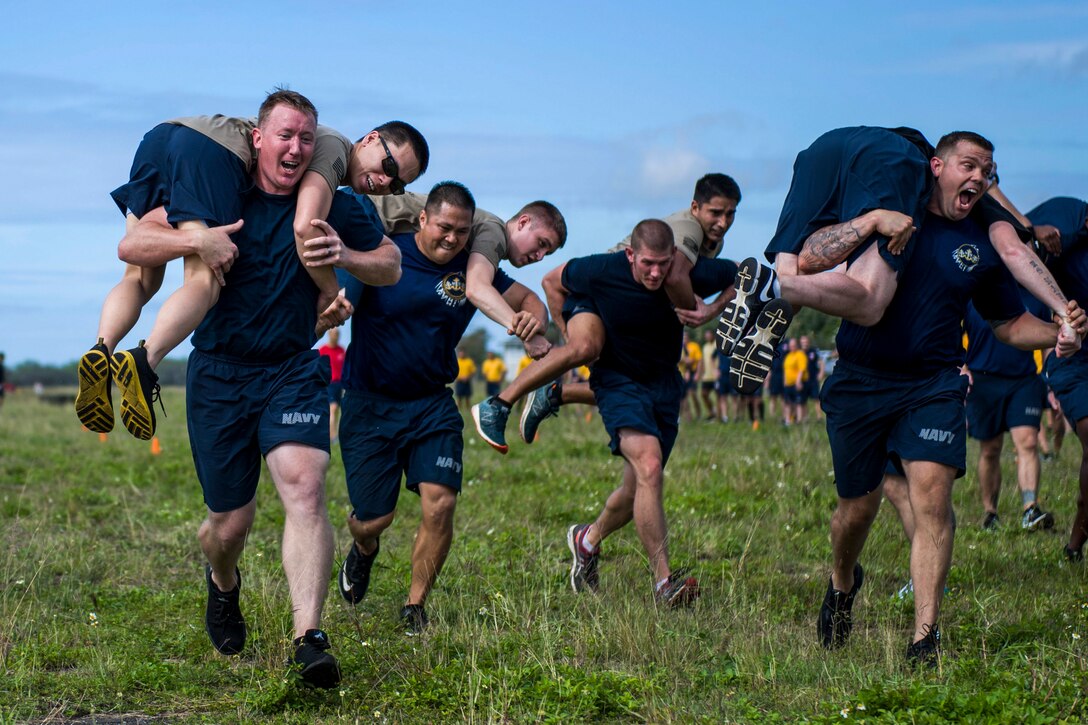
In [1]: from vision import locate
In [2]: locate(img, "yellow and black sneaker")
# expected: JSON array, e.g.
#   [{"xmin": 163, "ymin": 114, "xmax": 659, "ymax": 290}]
[
  {"xmin": 75, "ymin": 338, "xmax": 114, "ymax": 433},
  {"xmin": 111, "ymin": 341, "xmax": 163, "ymax": 440}
]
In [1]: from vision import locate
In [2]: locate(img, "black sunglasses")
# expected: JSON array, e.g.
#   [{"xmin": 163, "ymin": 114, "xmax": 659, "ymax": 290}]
[{"xmin": 378, "ymin": 134, "xmax": 406, "ymax": 195}]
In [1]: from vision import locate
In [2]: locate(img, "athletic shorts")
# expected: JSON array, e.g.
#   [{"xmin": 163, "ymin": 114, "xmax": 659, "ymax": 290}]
[
  {"xmin": 966, "ymin": 372, "xmax": 1045, "ymax": 440},
  {"xmin": 327, "ymin": 381, "xmax": 344, "ymax": 405},
  {"xmin": 700, "ymin": 380, "xmax": 716, "ymax": 393},
  {"xmin": 110, "ymin": 123, "xmax": 249, "ymax": 227},
  {"xmin": 764, "ymin": 126, "xmax": 930, "ymax": 276},
  {"xmin": 486, "ymin": 381, "xmax": 501, "ymax": 396},
  {"xmin": 785, "ymin": 386, "xmax": 808, "ymax": 405},
  {"xmin": 591, "ymin": 367, "xmax": 683, "ymax": 465},
  {"xmin": 187, "ymin": 349, "xmax": 330, "ymax": 513},
  {"xmin": 769, "ymin": 367, "xmax": 785, "ymax": 396},
  {"xmin": 1045, "ymin": 352, "xmax": 1088, "ymax": 427},
  {"xmin": 562, "ymin": 293, "xmax": 600, "ymax": 322},
  {"xmin": 454, "ymin": 380, "xmax": 472, "ymax": 398},
  {"xmin": 821, "ymin": 362, "xmax": 969, "ymax": 499},
  {"xmin": 339, "ymin": 388, "xmax": 463, "ymax": 520}
]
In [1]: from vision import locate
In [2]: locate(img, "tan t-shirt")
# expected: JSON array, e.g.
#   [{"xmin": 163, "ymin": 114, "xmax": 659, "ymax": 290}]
[
  {"xmin": 168, "ymin": 115, "xmax": 353, "ymax": 193},
  {"xmin": 367, "ymin": 191, "xmax": 510, "ymax": 265},
  {"xmin": 610, "ymin": 207, "xmax": 722, "ymax": 264}
]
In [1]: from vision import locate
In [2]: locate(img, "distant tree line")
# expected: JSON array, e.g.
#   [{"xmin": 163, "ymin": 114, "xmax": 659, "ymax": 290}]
[{"xmin": 6, "ymin": 358, "xmax": 189, "ymax": 388}]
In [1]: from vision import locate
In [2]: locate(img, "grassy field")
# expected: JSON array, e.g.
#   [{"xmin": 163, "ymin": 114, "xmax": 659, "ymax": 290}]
[{"xmin": 1, "ymin": 387, "xmax": 1086, "ymax": 723}]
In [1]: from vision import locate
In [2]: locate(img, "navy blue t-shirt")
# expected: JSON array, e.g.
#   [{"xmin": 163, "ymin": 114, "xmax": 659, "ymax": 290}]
[
  {"xmin": 1030, "ymin": 197, "xmax": 1088, "ymax": 305},
  {"xmin": 836, "ymin": 211, "xmax": 1024, "ymax": 375},
  {"xmin": 192, "ymin": 187, "xmax": 383, "ymax": 363},
  {"xmin": 342, "ymin": 232, "xmax": 514, "ymax": 399},
  {"xmin": 963, "ymin": 301, "xmax": 1036, "ymax": 377},
  {"xmin": 562, "ymin": 252, "xmax": 733, "ymax": 383}
]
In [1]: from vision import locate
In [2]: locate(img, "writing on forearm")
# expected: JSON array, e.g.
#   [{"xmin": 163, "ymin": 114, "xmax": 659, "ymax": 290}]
[
  {"xmin": 799, "ymin": 221, "xmax": 864, "ymax": 273},
  {"xmin": 1028, "ymin": 258, "xmax": 1068, "ymax": 307}
]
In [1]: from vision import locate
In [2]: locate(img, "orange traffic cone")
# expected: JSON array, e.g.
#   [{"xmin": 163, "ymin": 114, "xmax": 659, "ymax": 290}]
[
  {"xmin": 150, "ymin": 437, "xmax": 162, "ymax": 455},
  {"xmin": 98, "ymin": 432, "xmax": 108, "ymax": 442}
]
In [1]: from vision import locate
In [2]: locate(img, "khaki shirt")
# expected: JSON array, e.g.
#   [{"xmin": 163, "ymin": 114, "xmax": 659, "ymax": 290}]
[
  {"xmin": 367, "ymin": 192, "xmax": 510, "ymax": 265},
  {"xmin": 168, "ymin": 115, "xmax": 353, "ymax": 193},
  {"xmin": 610, "ymin": 207, "xmax": 722, "ymax": 264}
]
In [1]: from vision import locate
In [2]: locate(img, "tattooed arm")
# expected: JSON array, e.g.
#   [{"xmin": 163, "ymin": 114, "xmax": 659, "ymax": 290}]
[
  {"xmin": 797, "ymin": 209, "xmax": 915, "ymax": 274},
  {"xmin": 989, "ymin": 220, "xmax": 1086, "ymax": 337}
]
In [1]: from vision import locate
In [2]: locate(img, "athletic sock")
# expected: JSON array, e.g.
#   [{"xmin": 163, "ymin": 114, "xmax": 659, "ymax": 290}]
[
  {"xmin": 1021, "ymin": 489, "xmax": 1037, "ymax": 507},
  {"xmin": 494, "ymin": 396, "xmax": 512, "ymax": 410},
  {"xmin": 579, "ymin": 530, "xmax": 599, "ymax": 555}
]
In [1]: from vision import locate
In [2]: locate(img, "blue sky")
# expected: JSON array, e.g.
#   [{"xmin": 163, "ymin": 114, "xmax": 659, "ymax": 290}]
[{"xmin": 2, "ymin": 1, "xmax": 1086, "ymax": 365}]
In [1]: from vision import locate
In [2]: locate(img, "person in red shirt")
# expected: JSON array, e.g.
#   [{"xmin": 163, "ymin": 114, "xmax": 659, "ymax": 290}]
[{"xmin": 319, "ymin": 328, "xmax": 346, "ymax": 443}]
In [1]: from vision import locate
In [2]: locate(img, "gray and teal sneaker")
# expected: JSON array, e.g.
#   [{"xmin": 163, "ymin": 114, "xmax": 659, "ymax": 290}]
[
  {"xmin": 520, "ymin": 382, "xmax": 562, "ymax": 443},
  {"xmin": 472, "ymin": 396, "xmax": 511, "ymax": 454}
]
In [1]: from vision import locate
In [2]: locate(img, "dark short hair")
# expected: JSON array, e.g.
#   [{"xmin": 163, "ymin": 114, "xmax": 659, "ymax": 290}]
[
  {"xmin": 512, "ymin": 201, "xmax": 568, "ymax": 249},
  {"xmin": 693, "ymin": 173, "xmax": 741, "ymax": 205},
  {"xmin": 257, "ymin": 87, "xmax": 318, "ymax": 128},
  {"xmin": 630, "ymin": 219, "xmax": 674, "ymax": 254},
  {"xmin": 370, "ymin": 121, "xmax": 430, "ymax": 180},
  {"xmin": 935, "ymin": 131, "xmax": 994, "ymax": 158},
  {"xmin": 425, "ymin": 181, "xmax": 476, "ymax": 216}
]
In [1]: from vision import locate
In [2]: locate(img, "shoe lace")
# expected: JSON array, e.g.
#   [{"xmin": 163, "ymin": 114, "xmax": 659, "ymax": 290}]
[
  {"xmin": 917, "ymin": 623, "xmax": 940, "ymax": 646},
  {"xmin": 151, "ymin": 382, "xmax": 166, "ymax": 419}
]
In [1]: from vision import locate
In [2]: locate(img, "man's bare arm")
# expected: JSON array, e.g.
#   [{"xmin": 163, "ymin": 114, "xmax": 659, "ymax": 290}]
[{"xmin": 541, "ymin": 263, "xmax": 570, "ymax": 340}]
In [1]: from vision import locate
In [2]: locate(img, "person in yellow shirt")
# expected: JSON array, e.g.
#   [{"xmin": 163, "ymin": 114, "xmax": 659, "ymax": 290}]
[
  {"xmin": 680, "ymin": 333, "xmax": 703, "ymax": 420},
  {"xmin": 517, "ymin": 354, "xmax": 533, "ymax": 376},
  {"xmin": 782, "ymin": 338, "xmax": 809, "ymax": 424},
  {"xmin": 455, "ymin": 348, "xmax": 477, "ymax": 414},
  {"xmin": 482, "ymin": 351, "xmax": 507, "ymax": 398}
]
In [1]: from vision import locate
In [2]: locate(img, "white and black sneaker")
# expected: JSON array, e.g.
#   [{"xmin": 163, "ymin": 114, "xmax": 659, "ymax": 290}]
[
  {"xmin": 339, "ymin": 539, "xmax": 379, "ymax": 605},
  {"xmin": 717, "ymin": 257, "xmax": 779, "ymax": 356},
  {"xmin": 729, "ymin": 298, "xmax": 794, "ymax": 395}
]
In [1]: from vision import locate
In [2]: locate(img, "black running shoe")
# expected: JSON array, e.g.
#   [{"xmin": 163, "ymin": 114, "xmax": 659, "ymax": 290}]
[
  {"xmin": 905, "ymin": 624, "xmax": 941, "ymax": 669},
  {"xmin": 520, "ymin": 382, "xmax": 561, "ymax": 444},
  {"xmin": 75, "ymin": 338, "xmax": 114, "ymax": 433},
  {"xmin": 399, "ymin": 604, "xmax": 429, "ymax": 634},
  {"xmin": 338, "ymin": 539, "xmax": 379, "ymax": 605},
  {"xmin": 567, "ymin": 524, "xmax": 600, "ymax": 593},
  {"xmin": 818, "ymin": 562, "xmax": 864, "ymax": 650},
  {"xmin": 730, "ymin": 298, "xmax": 794, "ymax": 395},
  {"xmin": 1020, "ymin": 504, "xmax": 1055, "ymax": 531},
  {"xmin": 982, "ymin": 512, "xmax": 1000, "ymax": 530},
  {"xmin": 654, "ymin": 568, "xmax": 700, "ymax": 609},
  {"xmin": 1065, "ymin": 545, "xmax": 1084, "ymax": 563},
  {"xmin": 291, "ymin": 629, "xmax": 341, "ymax": 688},
  {"xmin": 717, "ymin": 257, "xmax": 779, "ymax": 356},
  {"xmin": 205, "ymin": 565, "xmax": 246, "ymax": 656},
  {"xmin": 111, "ymin": 342, "xmax": 163, "ymax": 440}
]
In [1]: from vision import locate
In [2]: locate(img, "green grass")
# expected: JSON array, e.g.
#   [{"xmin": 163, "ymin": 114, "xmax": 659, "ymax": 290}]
[{"xmin": 1, "ymin": 390, "xmax": 1086, "ymax": 723}]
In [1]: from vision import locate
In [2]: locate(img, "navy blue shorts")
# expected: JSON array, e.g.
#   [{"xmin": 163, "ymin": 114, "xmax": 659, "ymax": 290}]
[
  {"xmin": 764, "ymin": 126, "xmax": 930, "ymax": 276},
  {"xmin": 1045, "ymin": 351, "xmax": 1088, "ymax": 426},
  {"xmin": 339, "ymin": 388, "xmax": 464, "ymax": 520},
  {"xmin": 821, "ymin": 362, "xmax": 969, "ymax": 499},
  {"xmin": 454, "ymin": 380, "xmax": 472, "ymax": 398},
  {"xmin": 327, "ymin": 381, "xmax": 344, "ymax": 405},
  {"xmin": 966, "ymin": 372, "xmax": 1045, "ymax": 440},
  {"xmin": 562, "ymin": 293, "xmax": 600, "ymax": 322},
  {"xmin": 486, "ymin": 381, "xmax": 501, "ymax": 396},
  {"xmin": 111, "ymin": 123, "xmax": 249, "ymax": 227},
  {"xmin": 785, "ymin": 386, "xmax": 808, "ymax": 405},
  {"xmin": 590, "ymin": 368, "xmax": 683, "ymax": 465},
  {"xmin": 186, "ymin": 349, "xmax": 331, "ymax": 513}
]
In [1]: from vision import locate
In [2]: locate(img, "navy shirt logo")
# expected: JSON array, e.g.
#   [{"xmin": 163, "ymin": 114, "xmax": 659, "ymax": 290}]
[
  {"xmin": 952, "ymin": 244, "xmax": 980, "ymax": 272},
  {"xmin": 436, "ymin": 272, "xmax": 468, "ymax": 307}
]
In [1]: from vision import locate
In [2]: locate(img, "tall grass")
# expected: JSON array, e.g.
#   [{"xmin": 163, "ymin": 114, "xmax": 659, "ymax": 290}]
[{"xmin": 1, "ymin": 389, "xmax": 1085, "ymax": 723}]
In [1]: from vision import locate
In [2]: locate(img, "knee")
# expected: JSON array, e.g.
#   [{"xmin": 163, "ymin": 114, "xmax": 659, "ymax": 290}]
[
  {"xmin": 201, "ymin": 517, "xmax": 250, "ymax": 551},
  {"xmin": 422, "ymin": 491, "xmax": 457, "ymax": 531},
  {"xmin": 568, "ymin": 336, "xmax": 602, "ymax": 365},
  {"xmin": 349, "ymin": 510, "xmax": 395, "ymax": 539}
]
